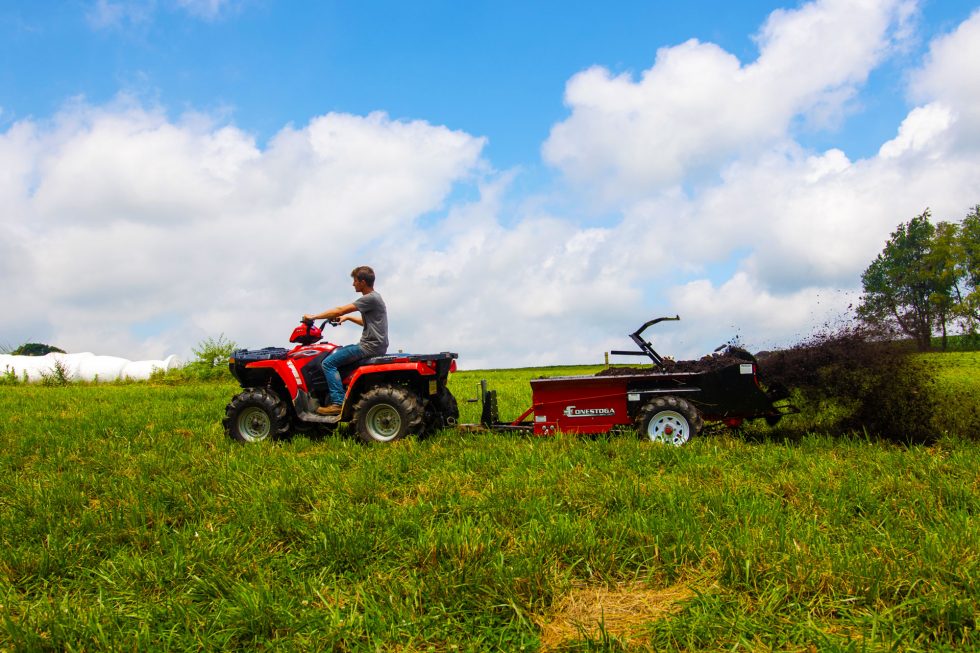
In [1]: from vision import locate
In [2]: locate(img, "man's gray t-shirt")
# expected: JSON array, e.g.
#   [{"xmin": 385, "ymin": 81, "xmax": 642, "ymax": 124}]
[{"xmin": 353, "ymin": 291, "xmax": 388, "ymax": 356}]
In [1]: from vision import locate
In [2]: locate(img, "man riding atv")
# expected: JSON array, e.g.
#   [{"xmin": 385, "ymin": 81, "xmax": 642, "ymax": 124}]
[{"xmin": 303, "ymin": 265, "xmax": 388, "ymax": 416}]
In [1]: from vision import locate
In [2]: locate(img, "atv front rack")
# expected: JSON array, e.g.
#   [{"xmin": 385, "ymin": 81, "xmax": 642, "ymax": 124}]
[{"xmin": 231, "ymin": 347, "xmax": 289, "ymax": 363}]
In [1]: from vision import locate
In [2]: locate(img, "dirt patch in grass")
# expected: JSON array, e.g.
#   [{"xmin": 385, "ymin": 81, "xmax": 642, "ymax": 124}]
[{"xmin": 537, "ymin": 580, "xmax": 695, "ymax": 650}]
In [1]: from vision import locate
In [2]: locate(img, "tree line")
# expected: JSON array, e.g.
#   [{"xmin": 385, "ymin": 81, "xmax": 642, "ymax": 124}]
[{"xmin": 859, "ymin": 205, "xmax": 980, "ymax": 350}]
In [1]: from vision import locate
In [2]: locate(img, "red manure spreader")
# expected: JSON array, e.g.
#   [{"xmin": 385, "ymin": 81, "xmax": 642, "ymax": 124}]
[{"xmin": 476, "ymin": 317, "xmax": 798, "ymax": 445}]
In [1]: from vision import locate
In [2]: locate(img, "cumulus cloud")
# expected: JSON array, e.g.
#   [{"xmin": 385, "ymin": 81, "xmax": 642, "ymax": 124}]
[
  {"xmin": 543, "ymin": 0, "xmax": 917, "ymax": 201},
  {"xmin": 373, "ymin": 186, "xmax": 642, "ymax": 368},
  {"xmin": 878, "ymin": 103, "xmax": 953, "ymax": 158},
  {"xmin": 664, "ymin": 273, "xmax": 858, "ymax": 354},
  {"xmin": 0, "ymin": 99, "xmax": 485, "ymax": 359},
  {"xmin": 909, "ymin": 8, "xmax": 980, "ymax": 149},
  {"xmin": 530, "ymin": 0, "xmax": 980, "ymax": 359},
  {"xmin": 6, "ymin": 1, "xmax": 980, "ymax": 369}
]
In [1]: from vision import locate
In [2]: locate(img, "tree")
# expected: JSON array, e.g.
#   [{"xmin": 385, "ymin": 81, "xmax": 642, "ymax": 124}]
[
  {"xmin": 927, "ymin": 220, "xmax": 963, "ymax": 349},
  {"xmin": 183, "ymin": 334, "xmax": 239, "ymax": 380},
  {"xmin": 858, "ymin": 210, "xmax": 958, "ymax": 350},
  {"xmin": 192, "ymin": 334, "xmax": 237, "ymax": 367},
  {"xmin": 10, "ymin": 343, "xmax": 66, "ymax": 356},
  {"xmin": 958, "ymin": 205, "xmax": 980, "ymax": 330}
]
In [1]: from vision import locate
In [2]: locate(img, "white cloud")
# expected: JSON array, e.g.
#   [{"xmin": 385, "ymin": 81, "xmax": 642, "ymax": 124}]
[
  {"xmin": 6, "ymin": 1, "xmax": 980, "ymax": 370},
  {"xmin": 878, "ymin": 102, "xmax": 953, "ymax": 158},
  {"xmin": 31, "ymin": 101, "xmax": 258, "ymax": 226},
  {"xmin": 531, "ymin": 0, "xmax": 980, "ymax": 359},
  {"xmin": 369, "ymin": 176, "xmax": 642, "ymax": 368},
  {"xmin": 910, "ymin": 8, "xmax": 980, "ymax": 149},
  {"xmin": 542, "ymin": 0, "xmax": 916, "ymax": 201},
  {"xmin": 0, "ymin": 99, "xmax": 485, "ymax": 360},
  {"xmin": 664, "ymin": 273, "xmax": 858, "ymax": 355}
]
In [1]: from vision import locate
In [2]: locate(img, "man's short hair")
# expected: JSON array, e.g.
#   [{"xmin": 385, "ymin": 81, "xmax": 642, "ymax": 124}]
[{"xmin": 351, "ymin": 266, "xmax": 376, "ymax": 287}]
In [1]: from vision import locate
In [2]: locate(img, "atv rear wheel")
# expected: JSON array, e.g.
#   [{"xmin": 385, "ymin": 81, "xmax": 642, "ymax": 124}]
[
  {"xmin": 224, "ymin": 388, "xmax": 290, "ymax": 443},
  {"xmin": 353, "ymin": 385, "xmax": 423, "ymax": 444},
  {"xmin": 636, "ymin": 396, "xmax": 702, "ymax": 446}
]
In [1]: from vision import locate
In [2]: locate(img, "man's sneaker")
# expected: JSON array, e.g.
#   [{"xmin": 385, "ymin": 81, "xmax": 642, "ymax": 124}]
[{"xmin": 316, "ymin": 404, "xmax": 342, "ymax": 416}]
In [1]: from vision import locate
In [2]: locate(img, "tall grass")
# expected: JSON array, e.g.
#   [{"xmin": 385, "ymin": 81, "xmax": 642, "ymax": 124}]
[
  {"xmin": 0, "ymin": 357, "xmax": 977, "ymax": 650},
  {"xmin": 931, "ymin": 333, "xmax": 980, "ymax": 351},
  {"xmin": 919, "ymin": 352, "xmax": 980, "ymax": 437}
]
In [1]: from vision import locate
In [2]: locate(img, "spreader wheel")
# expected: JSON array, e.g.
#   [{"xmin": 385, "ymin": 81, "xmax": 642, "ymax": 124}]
[
  {"xmin": 224, "ymin": 388, "xmax": 290, "ymax": 443},
  {"xmin": 636, "ymin": 396, "xmax": 702, "ymax": 446},
  {"xmin": 353, "ymin": 385, "xmax": 423, "ymax": 444}
]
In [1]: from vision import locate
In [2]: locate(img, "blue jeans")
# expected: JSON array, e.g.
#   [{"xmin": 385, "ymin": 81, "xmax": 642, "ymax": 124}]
[{"xmin": 321, "ymin": 344, "xmax": 367, "ymax": 406}]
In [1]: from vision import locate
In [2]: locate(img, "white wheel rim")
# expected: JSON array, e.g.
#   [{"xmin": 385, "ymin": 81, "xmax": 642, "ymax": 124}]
[
  {"xmin": 365, "ymin": 404, "xmax": 402, "ymax": 442},
  {"xmin": 646, "ymin": 410, "xmax": 691, "ymax": 446},
  {"xmin": 238, "ymin": 406, "xmax": 271, "ymax": 442}
]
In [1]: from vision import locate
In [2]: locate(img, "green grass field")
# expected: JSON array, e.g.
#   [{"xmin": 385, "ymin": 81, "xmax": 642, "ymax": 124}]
[{"xmin": 1, "ymin": 354, "xmax": 978, "ymax": 651}]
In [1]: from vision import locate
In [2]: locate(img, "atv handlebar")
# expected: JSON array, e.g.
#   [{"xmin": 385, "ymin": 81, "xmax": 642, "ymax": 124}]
[{"xmin": 301, "ymin": 317, "xmax": 340, "ymax": 329}]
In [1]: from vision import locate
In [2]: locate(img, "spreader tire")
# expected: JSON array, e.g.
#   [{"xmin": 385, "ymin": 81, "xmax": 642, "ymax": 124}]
[
  {"xmin": 636, "ymin": 396, "xmax": 702, "ymax": 446},
  {"xmin": 353, "ymin": 385, "xmax": 423, "ymax": 444},
  {"xmin": 224, "ymin": 388, "xmax": 290, "ymax": 443}
]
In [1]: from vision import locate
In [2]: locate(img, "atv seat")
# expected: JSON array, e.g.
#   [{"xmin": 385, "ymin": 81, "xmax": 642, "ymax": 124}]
[
  {"xmin": 302, "ymin": 351, "xmax": 456, "ymax": 396},
  {"xmin": 337, "ymin": 355, "xmax": 387, "ymax": 379},
  {"xmin": 336, "ymin": 352, "xmax": 456, "ymax": 379},
  {"xmin": 302, "ymin": 352, "xmax": 394, "ymax": 395}
]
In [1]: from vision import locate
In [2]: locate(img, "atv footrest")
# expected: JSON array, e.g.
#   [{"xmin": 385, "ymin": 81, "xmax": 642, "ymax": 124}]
[{"xmin": 295, "ymin": 410, "xmax": 343, "ymax": 424}]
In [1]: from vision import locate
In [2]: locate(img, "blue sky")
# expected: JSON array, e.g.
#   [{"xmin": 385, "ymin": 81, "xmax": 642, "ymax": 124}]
[
  {"xmin": 5, "ymin": 1, "xmax": 973, "ymax": 164},
  {"xmin": 2, "ymin": 0, "xmax": 980, "ymax": 367},
  {"xmin": 3, "ymin": 3, "xmax": 778, "ymax": 161}
]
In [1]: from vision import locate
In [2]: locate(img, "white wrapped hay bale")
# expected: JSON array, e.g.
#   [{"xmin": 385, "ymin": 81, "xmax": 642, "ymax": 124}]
[
  {"xmin": 120, "ymin": 355, "xmax": 182, "ymax": 380},
  {"xmin": 0, "ymin": 353, "xmax": 183, "ymax": 382}
]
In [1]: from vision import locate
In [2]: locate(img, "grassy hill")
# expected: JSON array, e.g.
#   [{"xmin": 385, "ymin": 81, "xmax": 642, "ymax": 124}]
[{"xmin": 0, "ymin": 353, "xmax": 977, "ymax": 650}]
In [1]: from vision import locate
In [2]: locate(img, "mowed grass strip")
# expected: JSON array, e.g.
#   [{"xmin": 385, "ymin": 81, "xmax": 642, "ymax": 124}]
[{"xmin": 0, "ymin": 358, "xmax": 976, "ymax": 651}]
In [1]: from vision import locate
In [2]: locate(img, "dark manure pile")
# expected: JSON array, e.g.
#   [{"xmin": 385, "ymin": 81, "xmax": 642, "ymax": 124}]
[{"xmin": 597, "ymin": 348, "xmax": 754, "ymax": 377}]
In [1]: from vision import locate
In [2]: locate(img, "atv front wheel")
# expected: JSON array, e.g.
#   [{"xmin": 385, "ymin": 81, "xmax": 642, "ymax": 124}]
[
  {"xmin": 636, "ymin": 396, "xmax": 702, "ymax": 446},
  {"xmin": 353, "ymin": 385, "xmax": 423, "ymax": 444},
  {"xmin": 224, "ymin": 388, "xmax": 290, "ymax": 443}
]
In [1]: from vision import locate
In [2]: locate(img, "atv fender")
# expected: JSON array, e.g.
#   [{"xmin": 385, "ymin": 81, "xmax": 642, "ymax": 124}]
[{"xmin": 244, "ymin": 359, "xmax": 303, "ymax": 398}]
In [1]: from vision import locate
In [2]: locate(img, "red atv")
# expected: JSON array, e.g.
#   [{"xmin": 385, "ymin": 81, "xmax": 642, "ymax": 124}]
[{"xmin": 223, "ymin": 318, "xmax": 459, "ymax": 444}]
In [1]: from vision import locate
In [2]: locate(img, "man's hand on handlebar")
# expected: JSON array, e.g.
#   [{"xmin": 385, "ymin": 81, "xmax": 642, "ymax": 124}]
[{"xmin": 301, "ymin": 314, "xmax": 344, "ymax": 327}]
